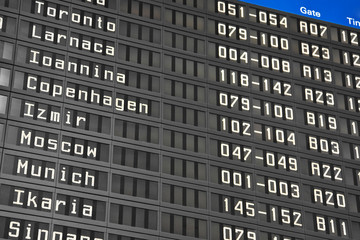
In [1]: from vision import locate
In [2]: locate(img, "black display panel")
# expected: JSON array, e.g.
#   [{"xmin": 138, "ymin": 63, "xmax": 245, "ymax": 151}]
[{"xmin": 0, "ymin": 0, "xmax": 360, "ymax": 239}]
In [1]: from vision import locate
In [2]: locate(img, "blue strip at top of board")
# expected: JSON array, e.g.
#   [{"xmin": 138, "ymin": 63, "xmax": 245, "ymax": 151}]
[{"xmin": 239, "ymin": 0, "xmax": 360, "ymax": 29}]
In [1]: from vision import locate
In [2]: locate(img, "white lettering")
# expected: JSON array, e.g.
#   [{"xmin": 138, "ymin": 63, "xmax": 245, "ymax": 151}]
[
  {"xmin": 300, "ymin": 6, "xmax": 321, "ymax": 17},
  {"xmin": 348, "ymin": 17, "xmax": 360, "ymax": 27},
  {"xmin": 20, "ymin": 130, "xmax": 32, "ymax": 145},
  {"xmin": 31, "ymin": 25, "xmax": 41, "ymax": 39},
  {"xmin": 8, "ymin": 221, "xmax": 20, "ymax": 238},
  {"xmin": 35, "ymin": 1, "xmax": 44, "ymax": 14},
  {"xmin": 8, "ymin": 222, "xmax": 102, "ymax": 240},
  {"xmin": 30, "ymin": 50, "xmax": 39, "ymax": 64},
  {"xmin": 13, "ymin": 189, "xmax": 25, "ymax": 205},
  {"xmin": 0, "ymin": 16, "xmax": 3, "ymax": 30}
]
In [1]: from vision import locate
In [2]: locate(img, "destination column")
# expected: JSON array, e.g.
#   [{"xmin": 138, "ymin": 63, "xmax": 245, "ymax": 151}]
[{"xmin": 1, "ymin": 0, "xmax": 115, "ymax": 239}]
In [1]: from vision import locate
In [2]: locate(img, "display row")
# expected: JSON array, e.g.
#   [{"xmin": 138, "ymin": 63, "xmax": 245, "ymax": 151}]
[
  {"xmin": 4, "ymin": 14, "xmax": 360, "ymax": 66},
  {"xmin": 0, "ymin": 198, "xmax": 359, "ymax": 240}
]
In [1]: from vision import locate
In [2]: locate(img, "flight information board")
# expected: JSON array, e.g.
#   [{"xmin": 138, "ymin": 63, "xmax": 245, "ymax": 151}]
[{"xmin": 0, "ymin": 0, "xmax": 360, "ymax": 239}]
